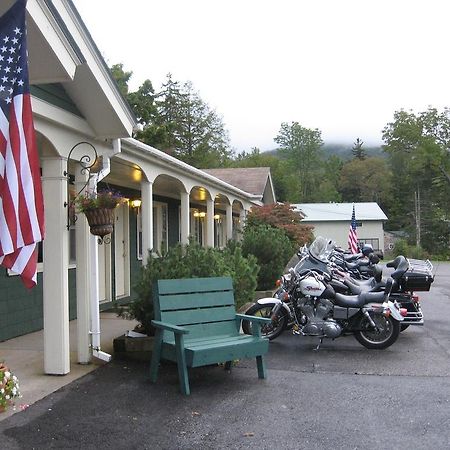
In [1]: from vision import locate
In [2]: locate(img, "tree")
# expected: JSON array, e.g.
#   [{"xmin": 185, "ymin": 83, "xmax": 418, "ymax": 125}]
[
  {"xmin": 382, "ymin": 107, "xmax": 450, "ymax": 253},
  {"xmin": 352, "ymin": 138, "xmax": 366, "ymax": 160},
  {"xmin": 110, "ymin": 68, "xmax": 232, "ymax": 169},
  {"xmin": 245, "ymin": 202, "xmax": 313, "ymax": 247},
  {"xmin": 274, "ymin": 122, "xmax": 324, "ymax": 201},
  {"xmin": 154, "ymin": 75, "xmax": 231, "ymax": 168},
  {"xmin": 110, "ymin": 63, "xmax": 132, "ymax": 97},
  {"xmin": 338, "ymin": 157, "xmax": 392, "ymax": 210}
]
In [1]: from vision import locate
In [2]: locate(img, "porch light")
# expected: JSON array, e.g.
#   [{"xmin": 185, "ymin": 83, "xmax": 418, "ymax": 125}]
[
  {"xmin": 214, "ymin": 214, "xmax": 220, "ymax": 220},
  {"xmin": 194, "ymin": 211, "xmax": 206, "ymax": 218},
  {"xmin": 130, "ymin": 199, "xmax": 142, "ymax": 208}
]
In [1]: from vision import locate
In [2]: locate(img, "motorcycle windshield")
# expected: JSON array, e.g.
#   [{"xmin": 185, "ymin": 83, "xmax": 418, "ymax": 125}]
[
  {"xmin": 294, "ymin": 236, "xmax": 332, "ymax": 276},
  {"xmin": 309, "ymin": 236, "xmax": 334, "ymax": 261}
]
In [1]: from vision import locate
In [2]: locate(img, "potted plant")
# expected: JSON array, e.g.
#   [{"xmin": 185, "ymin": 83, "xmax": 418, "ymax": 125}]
[
  {"xmin": 0, "ymin": 362, "xmax": 21, "ymax": 413},
  {"xmin": 75, "ymin": 189, "xmax": 125, "ymax": 237}
]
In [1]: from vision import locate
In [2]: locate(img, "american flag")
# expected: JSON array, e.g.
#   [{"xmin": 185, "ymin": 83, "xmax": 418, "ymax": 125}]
[
  {"xmin": 0, "ymin": 0, "xmax": 44, "ymax": 288},
  {"xmin": 348, "ymin": 204, "xmax": 358, "ymax": 254}
]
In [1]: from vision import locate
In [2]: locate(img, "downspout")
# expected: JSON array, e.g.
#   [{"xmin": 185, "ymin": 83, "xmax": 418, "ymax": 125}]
[{"xmin": 89, "ymin": 138, "xmax": 121, "ymax": 362}]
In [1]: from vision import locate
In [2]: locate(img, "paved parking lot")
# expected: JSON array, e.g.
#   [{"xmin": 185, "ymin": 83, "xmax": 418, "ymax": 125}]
[{"xmin": 0, "ymin": 262, "xmax": 449, "ymax": 449}]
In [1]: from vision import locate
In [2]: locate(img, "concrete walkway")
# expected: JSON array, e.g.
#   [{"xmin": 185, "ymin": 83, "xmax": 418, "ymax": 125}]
[{"xmin": 0, "ymin": 312, "xmax": 137, "ymax": 422}]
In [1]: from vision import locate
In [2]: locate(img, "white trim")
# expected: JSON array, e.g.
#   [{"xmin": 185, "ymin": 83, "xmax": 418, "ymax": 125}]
[
  {"xmin": 32, "ymin": 96, "xmax": 95, "ymax": 137},
  {"xmin": 28, "ymin": 0, "xmax": 82, "ymax": 83}
]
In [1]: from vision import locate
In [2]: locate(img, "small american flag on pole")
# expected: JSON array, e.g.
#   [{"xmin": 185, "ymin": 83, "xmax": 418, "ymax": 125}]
[
  {"xmin": 348, "ymin": 204, "xmax": 358, "ymax": 254},
  {"xmin": 0, "ymin": 0, "xmax": 44, "ymax": 288}
]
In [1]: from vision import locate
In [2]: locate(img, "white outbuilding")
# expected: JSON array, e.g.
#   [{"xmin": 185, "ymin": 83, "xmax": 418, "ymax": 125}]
[{"xmin": 292, "ymin": 202, "xmax": 388, "ymax": 252}]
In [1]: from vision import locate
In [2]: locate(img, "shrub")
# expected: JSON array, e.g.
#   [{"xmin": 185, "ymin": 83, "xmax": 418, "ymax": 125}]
[
  {"xmin": 241, "ymin": 224, "xmax": 293, "ymax": 290},
  {"xmin": 392, "ymin": 239, "xmax": 428, "ymax": 259},
  {"xmin": 245, "ymin": 202, "xmax": 313, "ymax": 247},
  {"xmin": 125, "ymin": 240, "xmax": 258, "ymax": 335},
  {"xmin": 392, "ymin": 239, "xmax": 409, "ymax": 258}
]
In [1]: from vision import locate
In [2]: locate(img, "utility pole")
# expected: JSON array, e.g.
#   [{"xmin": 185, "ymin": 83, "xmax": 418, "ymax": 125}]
[{"xmin": 415, "ymin": 188, "xmax": 421, "ymax": 247}]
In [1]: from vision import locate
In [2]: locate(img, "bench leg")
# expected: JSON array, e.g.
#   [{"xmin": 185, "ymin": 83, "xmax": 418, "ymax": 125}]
[
  {"xmin": 175, "ymin": 334, "xmax": 190, "ymax": 395},
  {"xmin": 150, "ymin": 329, "xmax": 163, "ymax": 383},
  {"xmin": 224, "ymin": 361, "xmax": 232, "ymax": 371},
  {"xmin": 256, "ymin": 355, "xmax": 267, "ymax": 379}
]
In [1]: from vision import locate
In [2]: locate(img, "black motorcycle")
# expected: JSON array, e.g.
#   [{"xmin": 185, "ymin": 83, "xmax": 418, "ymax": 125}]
[{"xmin": 243, "ymin": 237, "xmax": 405, "ymax": 350}]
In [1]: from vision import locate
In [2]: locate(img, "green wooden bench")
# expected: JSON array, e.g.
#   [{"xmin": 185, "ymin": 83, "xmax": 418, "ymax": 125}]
[{"xmin": 149, "ymin": 276, "xmax": 270, "ymax": 395}]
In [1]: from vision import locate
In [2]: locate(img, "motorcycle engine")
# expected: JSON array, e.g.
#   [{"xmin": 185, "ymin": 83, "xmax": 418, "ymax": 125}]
[{"xmin": 295, "ymin": 297, "xmax": 342, "ymax": 338}]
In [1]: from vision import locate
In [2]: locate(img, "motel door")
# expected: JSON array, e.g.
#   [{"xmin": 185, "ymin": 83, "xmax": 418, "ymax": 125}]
[{"xmin": 98, "ymin": 203, "xmax": 129, "ymax": 303}]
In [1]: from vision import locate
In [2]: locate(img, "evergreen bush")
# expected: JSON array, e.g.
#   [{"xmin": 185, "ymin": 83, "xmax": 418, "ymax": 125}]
[
  {"xmin": 241, "ymin": 224, "xmax": 293, "ymax": 290},
  {"xmin": 125, "ymin": 240, "xmax": 258, "ymax": 335}
]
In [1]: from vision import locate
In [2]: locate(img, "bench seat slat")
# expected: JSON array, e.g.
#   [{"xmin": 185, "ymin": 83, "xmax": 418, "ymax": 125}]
[
  {"xmin": 161, "ymin": 335, "xmax": 269, "ymax": 368},
  {"xmin": 163, "ymin": 321, "xmax": 238, "ymax": 343},
  {"xmin": 157, "ymin": 277, "xmax": 233, "ymax": 295},
  {"xmin": 160, "ymin": 305, "xmax": 236, "ymax": 326},
  {"xmin": 158, "ymin": 291, "xmax": 235, "ymax": 311}
]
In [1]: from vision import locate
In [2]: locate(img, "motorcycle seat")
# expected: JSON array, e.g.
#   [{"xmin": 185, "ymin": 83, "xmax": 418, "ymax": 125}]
[
  {"xmin": 343, "ymin": 253, "xmax": 361, "ymax": 262},
  {"xmin": 334, "ymin": 290, "xmax": 387, "ymax": 308},
  {"xmin": 347, "ymin": 277, "xmax": 374, "ymax": 287},
  {"xmin": 345, "ymin": 259, "xmax": 370, "ymax": 270}
]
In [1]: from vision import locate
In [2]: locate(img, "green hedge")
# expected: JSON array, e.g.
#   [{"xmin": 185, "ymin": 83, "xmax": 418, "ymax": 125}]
[
  {"xmin": 124, "ymin": 240, "xmax": 258, "ymax": 335},
  {"xmin": 241, "ymin": 224, "xmax": 294, "ymax": 290}
]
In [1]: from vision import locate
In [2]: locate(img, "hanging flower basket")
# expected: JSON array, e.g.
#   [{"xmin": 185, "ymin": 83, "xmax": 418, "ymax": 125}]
[
  {"xmin": 75, "ymin": 189, "xmax": 125, "ymax": 237},
  {"xmin": 84, "ymin": 207, "xmax": 116, "ymax": 237}
]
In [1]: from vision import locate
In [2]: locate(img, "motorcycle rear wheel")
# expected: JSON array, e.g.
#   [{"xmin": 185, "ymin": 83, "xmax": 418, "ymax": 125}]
[
  {"xmin": 354, "ymin": 313, "xmax": 400, "ymax": 349},
  {"xmin": 242, "ymin": 303, "xmax": 288, "ymax": 340}
]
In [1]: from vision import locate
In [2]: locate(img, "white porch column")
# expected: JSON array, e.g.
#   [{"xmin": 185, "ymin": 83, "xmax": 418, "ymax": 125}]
[
  {"xmin": 141, "ymin": 180, "xmax": 153, "ymax": 265},
  {"xmin": 206, "ymin": 197, "xmax": 214, "ymax": 247},
  {"xmin": 225, "ymin": 202, "xmax": 233, "ymax": 243},
  {"xmin": 75, "ymin": 170, "xmax": 91, "ymax": 364},
  {"xmin": 42, "ymin": 157, "xmax": 70, "ymax": 375},
  {"xmin": 180, "ymin": 191, "xmax": 190, "ymax": 245}
]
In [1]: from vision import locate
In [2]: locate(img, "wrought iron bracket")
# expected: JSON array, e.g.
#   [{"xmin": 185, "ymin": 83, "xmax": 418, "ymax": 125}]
[{"xmin": 64, "ymin": 141, "xmax": 98, "ymax": 230}]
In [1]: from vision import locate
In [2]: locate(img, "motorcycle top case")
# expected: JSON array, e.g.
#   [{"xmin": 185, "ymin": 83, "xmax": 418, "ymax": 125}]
[{"xmin": 399, "ymin": 259, "xmax": 434, "ymax": 292}]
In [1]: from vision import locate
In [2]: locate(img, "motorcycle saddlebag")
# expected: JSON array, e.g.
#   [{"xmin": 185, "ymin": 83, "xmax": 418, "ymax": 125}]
[{"xmin": 399, "ymin": 259, "xmax": 434, "ymax": 292}]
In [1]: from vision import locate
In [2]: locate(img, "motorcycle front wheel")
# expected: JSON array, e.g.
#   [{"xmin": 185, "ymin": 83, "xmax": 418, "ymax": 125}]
[
  {"xmin": 354, "ymin": 313, "xmax": 400, "ymax": 349},
  {"xmin": 241, "ymin": 303, "xmax": 288, "ymax": 340}
]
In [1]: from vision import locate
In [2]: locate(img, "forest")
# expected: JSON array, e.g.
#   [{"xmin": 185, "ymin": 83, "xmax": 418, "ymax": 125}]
[{"xmin": 111, "ymin": 65, "xmax": 450, "ymax": 257}]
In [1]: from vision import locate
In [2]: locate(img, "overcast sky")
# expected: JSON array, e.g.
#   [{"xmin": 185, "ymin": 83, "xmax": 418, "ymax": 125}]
[{"xmin": 72, "ymin": 0, "xmax": 450, "ymax": 153}]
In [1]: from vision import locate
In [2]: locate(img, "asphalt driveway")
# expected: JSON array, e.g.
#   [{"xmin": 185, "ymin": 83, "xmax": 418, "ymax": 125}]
[{"xmin": 1, "ymin": 262, "xmax": 449, "ymax": 449}]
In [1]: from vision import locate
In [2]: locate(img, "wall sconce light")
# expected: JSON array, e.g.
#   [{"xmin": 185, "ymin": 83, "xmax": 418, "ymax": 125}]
[
  {"xmin": 214, "ymin": 214, "xmax": 220, "ymax": 220},
  {"xmin": 193, "ymin": 211, "xmax": 206, "ymax": 218},
  {"xmin": 130, "ymin": 199, "xmax": 142, "ymax": 208}
]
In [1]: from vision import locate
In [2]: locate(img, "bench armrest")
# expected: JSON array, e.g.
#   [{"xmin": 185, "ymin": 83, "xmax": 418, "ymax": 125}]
[
  {"xmin": 152, "ymin": 320, "xmax": 189, "ymax": 335},
  {"xmin": 235, "ymin": 313, "xmax": 271, "ymax": 324}
]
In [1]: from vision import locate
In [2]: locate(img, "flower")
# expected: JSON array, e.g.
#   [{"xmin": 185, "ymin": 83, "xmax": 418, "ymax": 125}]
[
  {"xmin": 0, "ymin": 363, "xmax": 21, "ymax": 412},
  {"xmin": 75, "ymin": 189, "xmax": 125, "ymax": 213}
]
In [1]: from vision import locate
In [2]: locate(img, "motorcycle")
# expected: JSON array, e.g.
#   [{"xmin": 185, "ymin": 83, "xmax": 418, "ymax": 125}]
[
  {"xmin": 243, "ymin": 237, "xmax": 405, "ymax": 350},
  {"xmin": 332, "ymin": 253, "xmax": 433, "ymax": 330}
]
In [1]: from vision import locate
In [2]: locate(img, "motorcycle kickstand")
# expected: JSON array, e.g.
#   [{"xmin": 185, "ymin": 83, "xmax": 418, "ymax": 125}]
[{"xmin": 314, "ymin": 337, "xmax": 324, "ymax": 351}]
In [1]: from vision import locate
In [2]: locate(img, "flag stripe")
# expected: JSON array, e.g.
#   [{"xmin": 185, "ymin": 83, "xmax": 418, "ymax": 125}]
[{"xmin": 0, "ymin": 0, "xmax": 45, "ymax": 288}]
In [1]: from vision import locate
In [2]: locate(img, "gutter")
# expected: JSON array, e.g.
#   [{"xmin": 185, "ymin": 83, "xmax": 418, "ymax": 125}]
[
  {"xmin": 89, "ymin": 138, "xmax": 121, "ymax": 363},
  {"xmin": 122, "ymin": 138, "xmax": 262, "ymax": 202}
]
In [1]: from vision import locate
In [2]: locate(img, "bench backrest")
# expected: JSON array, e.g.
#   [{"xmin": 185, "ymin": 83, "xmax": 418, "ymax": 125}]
[{"xmin": 154, "ymin": 277, "xmax": 237, "ymax": 340}]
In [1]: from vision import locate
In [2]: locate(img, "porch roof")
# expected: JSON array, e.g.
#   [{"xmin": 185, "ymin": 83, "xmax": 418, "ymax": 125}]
[
  {"xmin": 0, "ymin": 0, "xmax": 137, "ymax": 140},
  {"xmin": 120, "ymin": 139, "xmax": 263, "ymax": 203}
]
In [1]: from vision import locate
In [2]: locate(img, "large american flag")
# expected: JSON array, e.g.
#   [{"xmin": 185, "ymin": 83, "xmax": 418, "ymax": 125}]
[
  {"xmin": 348, "ymin": 204, "xmax": 358, "ymax": 254},
  {"xmin": 0, "ymin": 0, "xmax": 44, "ymax": 288}
]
